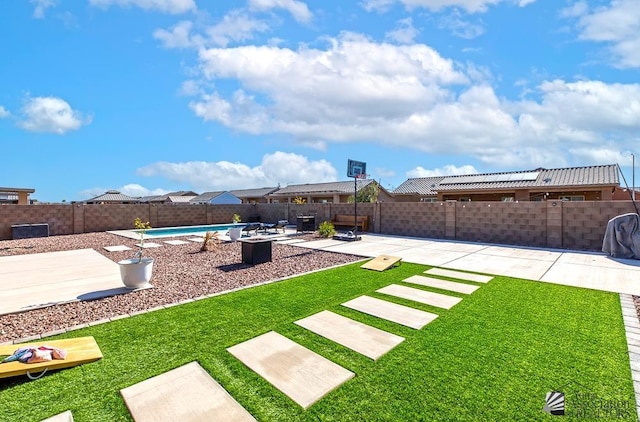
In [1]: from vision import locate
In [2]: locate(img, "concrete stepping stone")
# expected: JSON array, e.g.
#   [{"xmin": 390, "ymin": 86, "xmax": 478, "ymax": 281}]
[
  {"xmin": 135, "ymin": 242, "xmax": 162, "ymax": 249},
  {"xmin": 342, "ymin": 295, "xmax": 438, "ymax": 329},
  {"xmin": 227, "ymin": 331, "xmax": 354, "ymax": 409},
  {"xmin": 120, "ymin": 361, "xmax": 255, "ymax": 422},
  {"xmin": 295, "ymin": 310, "xmax": 404, "ymax": 360},
  {"xmin": 163, "ymin": 240, "xmax": 190, "ymax": 245},
  {"xmin": 188, "ymin": 237, "xmax": 205, "ymax": 242},
  {"xmin": 403, "ymin": 275, "xmax": 480, "ymax": 294},
  {"xmin": 377, "ymin": 284, "xmax": 462, "ymax": 309},
  {"xmin": 40, "ymin": 410, "xmax": 74, "ymax": 422},
  {"xmin": 425, "ymin": 268, "xmax": 493, "ymax": 283},
  {"xmin": 103, "ymin": 245, "xmax": 131, "ymax": 252}
]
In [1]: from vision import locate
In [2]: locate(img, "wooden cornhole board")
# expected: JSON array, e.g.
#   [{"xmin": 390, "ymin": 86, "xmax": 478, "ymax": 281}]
[
  {"xmin": 0, "ymin": 336, "xmax": 102, "ymax": 379},
  {"xmin": 361, "ymin": 255, "xmax": 402, "ymax": 271}
]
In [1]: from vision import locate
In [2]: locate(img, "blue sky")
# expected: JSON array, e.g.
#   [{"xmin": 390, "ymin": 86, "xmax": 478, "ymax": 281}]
[{"xmin": 1, "ymin": 0, "xmax": 639, "ymax": 202}]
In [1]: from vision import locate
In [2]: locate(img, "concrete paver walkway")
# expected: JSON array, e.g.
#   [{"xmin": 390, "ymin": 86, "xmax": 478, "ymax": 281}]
[
  {"xmin": 342, "ymin": 295, "xmax": 439, "ymax": 329},
  {"xmin": 121, "ymin": 361, "xmax": 256, "ymax": 422},
  {"xmin": 403, "ymin": 275, "xmax": 480, "ymax": 294},
  {"xmin": 295, "ymin": 310, "xmax": 405, "ymax": 360},
  {"xmin": 377, "ymin": 284, "xmax": 462, "ymax": 309},
  {"xmin": 227, "ymin": 331, "xmax": 354, "ymax": 409}
]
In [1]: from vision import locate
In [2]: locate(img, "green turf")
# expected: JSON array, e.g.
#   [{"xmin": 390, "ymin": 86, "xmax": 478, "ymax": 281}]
[{"xmin": 0, "ymin": 262, "xmax": 635, "ymax": 421}]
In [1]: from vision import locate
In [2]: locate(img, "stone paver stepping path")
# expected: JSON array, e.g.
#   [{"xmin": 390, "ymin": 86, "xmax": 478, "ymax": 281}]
[
  {"xmin": 295, "ymin": 310, "xmax": 404, "ymax": 360},
  {"xmin": 40, "ymin": 410, "xmax": 74, "ymax": 422},
  {"xmin": 425, "ymin": 268, "xmax": 493, "ymax": 283},
  {"xmin": 120, "ymin": 361, "xmax": 256, "ymax": 422},
  {"xmin": 163, "ymin": 240, "xmax": 190, "ymax": 245},
  {"xmin": 135, "ymin": 242, "xmax": 162, "ymax": 249},
  {"xmin": 227, "ymin": 331, "xmax": 354, "ymax": 409},
  {"xmin": 103, "ymin": 245, "xmax": 132, "ymax": 252},
  {"xmin": 187, "ymin": 237, "xmax": 205, "ymax": 242},
  {"xmin": 342, "ymin": 295, "xmax": 438, "ymax": 329},
  {"xmin": 377, "ymin": 284, "xmax": 462, "ymax": 309},
  {"xmin": 403, "ymin": 275, "xmax": 479, "ymax": 294}
]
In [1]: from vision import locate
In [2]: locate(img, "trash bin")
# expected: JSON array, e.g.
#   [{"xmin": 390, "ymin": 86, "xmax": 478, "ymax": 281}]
[
  {"xmin": 296, "ymin": 215, "xmax": 315, "ymax": 232},
  {"xmin": 239, "ymin": 238, "xmax": 273, "ymax": 264}
]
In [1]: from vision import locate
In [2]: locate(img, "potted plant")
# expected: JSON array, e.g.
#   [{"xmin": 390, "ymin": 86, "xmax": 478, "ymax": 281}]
[
  {"xmin": 118, "ymin": 217, "xmax": 154, "ymax": 289},
  {"xmin": 232, "ymin": 213, "xmax": 242, "ymax": 224}
]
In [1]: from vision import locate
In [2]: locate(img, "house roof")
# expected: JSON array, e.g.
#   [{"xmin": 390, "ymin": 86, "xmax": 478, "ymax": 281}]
[
  {"xmin": 86, "ymin": 190, "xmax": 138, "ymax": 202},
  {"xmin": 229, "ymin": 187, "xmax": 279, "ymax": 198},
  {"xmin": 167, "ymin": 196, "xmax": 197, "ymax": 203},
  {"xmin": 139, "ymin": 191, "xmax": 199, "ymax": 202},
  {"xmin": 394, "ymin": 164, "xmax": 619, "ymax": 195},
  {"xmin": 269, "ymin": 180, "xmax": 375, "ymax": 196},
  {"xmin": 393, "ymin": 176, "xmax": 446, "ymax": 195},
  {"xmin": 0, "ymin": 187, "xmax": 35, "ymax": 194},
  {"xmin": 190, "ymin": 191, "xmax": 225, "ymax": 202}
]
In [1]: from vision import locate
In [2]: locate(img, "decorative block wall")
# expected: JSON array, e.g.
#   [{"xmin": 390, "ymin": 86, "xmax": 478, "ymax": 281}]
[{"xmin": 1, "ymin": 201, "xmax": 638, "ymax": 251}]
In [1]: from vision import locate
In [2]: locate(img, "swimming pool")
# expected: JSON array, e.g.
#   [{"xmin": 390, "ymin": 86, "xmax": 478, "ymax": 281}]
[{"xmin": 140, "ymin": 223, "xmax": 244, "ymax": 238}]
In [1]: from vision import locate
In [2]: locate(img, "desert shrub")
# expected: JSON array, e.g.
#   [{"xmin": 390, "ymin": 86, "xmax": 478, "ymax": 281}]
[{"xmin": 318, "ymin": 221, "xmax": 336, "ymax": 238}]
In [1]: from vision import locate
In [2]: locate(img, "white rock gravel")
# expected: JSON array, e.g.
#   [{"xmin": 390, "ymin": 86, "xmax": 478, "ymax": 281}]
[{"xmin": 0, "ymin": 232, "xmax": 362, "ymax": 343}]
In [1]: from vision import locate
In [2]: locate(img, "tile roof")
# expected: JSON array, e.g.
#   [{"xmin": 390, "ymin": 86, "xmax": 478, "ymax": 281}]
[
  {"xmin": 167, "ymin": 196, "xmax": 197, "ymax": 203},
  {"xmin": 394, "ymin": 164, "xmax": 619, "ymax": 195},
  {"xmin": 139, "ymin": 191, "xmax": 199, "ymax": 202},
  {"xmin": 270, "ymin": 180, "xmax": 374, "ymax": 196},
  {"xmin": 393, "ymin": 176, "xmax": 446, "ymax": 195},
  {"xmin": 86, "ymin": 190, "xmax": 139, "ymax": 202},
  {"xmin": 190, "ymin": 191, "xmax": 225, "ymax": 202},
  {"xmin": 229, "ymin": 187, "xmax": 279, "ymax": 198}
]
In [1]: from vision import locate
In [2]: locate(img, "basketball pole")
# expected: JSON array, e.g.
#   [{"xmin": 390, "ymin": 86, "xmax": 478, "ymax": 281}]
[{"xmin": 353, "ymin": 175, "xmax": 357, "ymax": 236}]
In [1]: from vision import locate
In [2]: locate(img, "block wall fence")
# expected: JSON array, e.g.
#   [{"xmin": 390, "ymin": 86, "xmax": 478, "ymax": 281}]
[{"xmin": 0, "ymin": 201, "xmax": 637, "ymax": 251}]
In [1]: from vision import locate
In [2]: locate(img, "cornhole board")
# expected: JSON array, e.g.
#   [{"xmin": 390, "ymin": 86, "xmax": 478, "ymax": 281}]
[
  {"xmin": 361, "ymin": 255, "xmax": 402, "ymax": 271},
  {"xmin": 0, "ymin": 336, "xmax": 102, "ymax": 379}
]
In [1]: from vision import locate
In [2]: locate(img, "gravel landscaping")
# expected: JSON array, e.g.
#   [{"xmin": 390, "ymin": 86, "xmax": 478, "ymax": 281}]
[{"xmin": 0, "ymin": 232, "xmax": 363, "ymax": 343}]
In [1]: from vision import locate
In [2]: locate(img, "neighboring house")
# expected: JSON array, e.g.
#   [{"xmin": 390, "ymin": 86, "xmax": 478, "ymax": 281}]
[
  {"xmin": 229, "ymin": 187, "xmax": 279, "ymax": 204},
  {"xmin": 0, "ymin": 187, "xmax": 35, "ymax": 205},
  {"xmin": 190, "ymin": 191, "xmax": 242, "ymax": 205},
  {"xmin": 612, "ymin": 186, "xmax": 639, "ymax": 200},
  {"xmin": 394, "ymin": 164, "xmax": 619, "ymax": 202},
  {"xmin": 138, "ymin": 191, "xmax": 199, "ymax": 203},
  {"xmin": 84, "ymin": 190, "xmax": 139, "ymax": 204},
  {"xmin": 393, "ymin": 176, "xmax": 445, "ymax": 202},
  {"xmin": 267, "ymin": 180, "xmax": 394, "ymax": 203}
]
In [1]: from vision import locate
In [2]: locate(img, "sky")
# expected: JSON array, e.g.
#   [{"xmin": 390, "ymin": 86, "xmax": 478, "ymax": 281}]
[{"xmin": 1, "ymin": 0, "xmax": 639, "ymax": 202}]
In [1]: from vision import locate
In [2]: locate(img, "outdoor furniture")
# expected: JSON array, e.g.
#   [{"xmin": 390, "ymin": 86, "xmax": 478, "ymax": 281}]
[
  {"xmin": 296, "ymin": 216, "xmax": 315, "ymax": 233},
  {"xmin": 11, "ymin": 223, "xmax": 49, "ymax": 239},
  {"xmin": 332, "ymin": 214, "xmax": 368, "ymax": 232},
  {"xmin": 241, "ymin": 223, "xmax": 261, "ymax": 236},
  {"xmin": 239, "ymin": 237, "xmax": 272, "ymax": 264},
  {"xmin": 261, "ymin": 220, "xmax": 288, "ymax": 234}
]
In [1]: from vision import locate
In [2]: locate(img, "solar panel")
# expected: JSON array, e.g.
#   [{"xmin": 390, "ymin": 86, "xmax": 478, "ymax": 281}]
[{"xmin": 440, "ymin": 172, "xmax": 539, "ymax": 185}]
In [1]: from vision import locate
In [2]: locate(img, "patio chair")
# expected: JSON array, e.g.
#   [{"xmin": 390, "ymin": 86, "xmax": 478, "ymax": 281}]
[
  {"xmin": 261, "ymin": 220, "xmax": 288, "ymax": 234},
  {"xmin": 241, "ymin": 222, "xmax": 261, "ymax": 236}
]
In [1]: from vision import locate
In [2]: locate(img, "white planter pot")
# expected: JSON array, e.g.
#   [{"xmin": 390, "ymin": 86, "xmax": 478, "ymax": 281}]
[
  {"xmin": 118, "ymin": 258, "xmax": 154, "ymax": 289},
  {"xmin": 228, "ymin": 227, "xmax": 243, "ymax": 241}
]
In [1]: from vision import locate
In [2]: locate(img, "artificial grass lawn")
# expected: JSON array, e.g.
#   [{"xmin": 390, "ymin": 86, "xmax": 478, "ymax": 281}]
[{"xmin": 0, "ymin": 261, "xmax": 636, "ymax": 421}]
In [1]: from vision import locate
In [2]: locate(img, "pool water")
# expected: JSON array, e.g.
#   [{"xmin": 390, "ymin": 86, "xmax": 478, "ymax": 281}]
[{"xmin": 140, "ymin": 223, "xmax": 244, "ymax": 238}]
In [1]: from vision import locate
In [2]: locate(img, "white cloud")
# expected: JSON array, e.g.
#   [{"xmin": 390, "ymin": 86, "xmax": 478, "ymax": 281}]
[
  {"xmin": 385, "ymin": 18, "xmax": 419, "ymax": 44},
  {"xmin": 570, "ymin": 0, "xmax": 640, "ymax": 68},
  {"xmin": 31, "ymin": 0, "xmax": 57, "ymax": 18},
  {"xmin": 153, "ymin": 20, "xmax": 199, "ymax": 49},
  {"xmin": 182, "ymin": 32, "xmax": 640, "ymax": 171},
  {"xmin": 136, "ymin": 151, "xmax": 337, "ymax": 190},
  {"xmin": 362, "ymin": 0, "xmax": 535, "ymax": 14},
  {"xmin": 559, "ymin": 1, "xmax": 588, "ymax": 18},
  {"xmin": 205, "ymin": 10, "xmax": 270, "ymax": 47},
  {"xmin": 0, "ymin": 106, "xmax": 9, "ymax": 118},
  {"xmin": 19, "ymin": 96, "xmax": 90, "ymax": 134},
  {"xmin": 89, "ymin": 0, "xmax": 196, "ymax": 14},
  {"xmin": 248, "ymin": 0, "xmax": 313, "ymax": 23},
  {"xmin": 407, "ymin": 164, "xmax": 478, "ymax": 178},
  {"xmin": 438, "ymin": 11, "xmax": 484, "ymax": 39}
]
